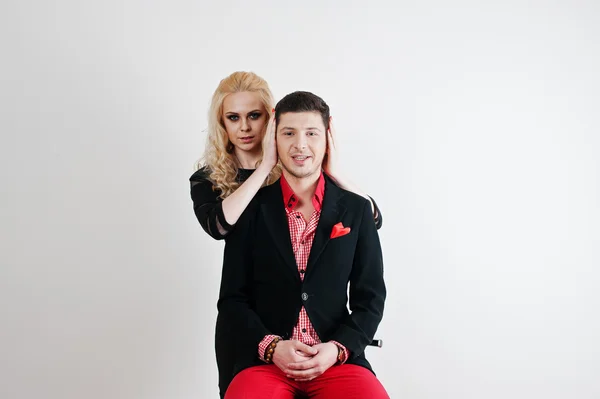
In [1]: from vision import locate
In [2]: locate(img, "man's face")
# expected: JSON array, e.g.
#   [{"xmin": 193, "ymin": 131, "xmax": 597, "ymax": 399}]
[{"xmin": 276, "ymin": 111, "xmax": 327, "ymax": 180}]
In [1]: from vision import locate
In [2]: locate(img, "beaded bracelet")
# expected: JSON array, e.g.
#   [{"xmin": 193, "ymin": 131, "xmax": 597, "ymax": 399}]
[{"xmin": 264, "ymin": 337, "xmax": 281, "ymax": 363}]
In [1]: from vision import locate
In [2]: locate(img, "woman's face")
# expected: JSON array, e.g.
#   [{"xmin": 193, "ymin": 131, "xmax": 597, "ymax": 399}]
[{"xmin": 222, "ymin": 91, "xmax": 268, "ymax": 154}]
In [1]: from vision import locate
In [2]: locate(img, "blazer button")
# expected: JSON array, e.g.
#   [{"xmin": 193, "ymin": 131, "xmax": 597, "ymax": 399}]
[{"xmin": 301, "ymin": 292, "xmax": 308, "ymax": 301}]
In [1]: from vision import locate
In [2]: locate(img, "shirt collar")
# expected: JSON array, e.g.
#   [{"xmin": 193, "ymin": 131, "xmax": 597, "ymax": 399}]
[{"xmin": 280, "ymin": 172, "xmax": 325, "ymax": 212}]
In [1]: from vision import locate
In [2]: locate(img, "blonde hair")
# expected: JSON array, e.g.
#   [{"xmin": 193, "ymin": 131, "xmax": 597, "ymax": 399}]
[{"xmin": 195, "ymin": 71, "xmax": 281, "ymax": 198}]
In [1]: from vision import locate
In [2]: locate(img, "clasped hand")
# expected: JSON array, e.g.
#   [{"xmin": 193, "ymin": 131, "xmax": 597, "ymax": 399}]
[{"xmin": 272, "ymin": 340, "xmax": 339, "ymax": 382}]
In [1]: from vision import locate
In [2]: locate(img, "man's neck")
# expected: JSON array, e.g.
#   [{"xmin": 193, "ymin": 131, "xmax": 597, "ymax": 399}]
[{"xmin": 283, "ymin": 170, "xmax": 321, "ymax": 204}]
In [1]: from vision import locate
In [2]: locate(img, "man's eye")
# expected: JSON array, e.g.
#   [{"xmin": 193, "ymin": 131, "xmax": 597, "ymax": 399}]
[
  {"xmin": 227, "ymin": 115, "xmax": 239, "ymax": 121},
  {"xmin": 308, "ymin": 132, "xmax": 317, "ymax": 136},
  {"xmin": 284, "ymin": 131, "xmax": 293, "ymax": 136},
  {"xmin": 249, "ymin": 112, "xmax": 261, "ymax": 120}
]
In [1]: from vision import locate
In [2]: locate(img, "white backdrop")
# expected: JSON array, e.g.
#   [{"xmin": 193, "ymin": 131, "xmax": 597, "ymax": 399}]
[{"xmin": 1, "ymin": 1, "xmax": 599, "ymax": 398}]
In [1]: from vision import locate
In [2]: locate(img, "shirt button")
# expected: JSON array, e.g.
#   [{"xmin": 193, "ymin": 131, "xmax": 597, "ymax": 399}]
[
  {"xmin": 301, "ymin": 292, "xmax": 308, "ymax": 301},
  {"xmin": 299, "ymin": 269, "xmax": 305, "ymax": 274},
  {"xmin": 302, "ymin": 328, "xmax": 307, "ymax": 333}
]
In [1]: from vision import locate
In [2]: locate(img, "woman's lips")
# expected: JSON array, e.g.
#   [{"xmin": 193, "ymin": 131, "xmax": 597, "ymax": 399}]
[{"xmin": 239, "ymin": 136, "xmax": 254, "ymax": 143}]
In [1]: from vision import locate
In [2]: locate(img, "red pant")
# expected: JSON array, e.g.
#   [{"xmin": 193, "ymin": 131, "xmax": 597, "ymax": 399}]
[{"xmin": 224, "ymin": 364, "xmax": 389, "ymax": 399}]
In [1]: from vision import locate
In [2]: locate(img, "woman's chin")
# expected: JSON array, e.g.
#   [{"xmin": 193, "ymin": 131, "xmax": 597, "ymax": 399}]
[{"xmin": 234, "ymin": 142, "xmax": 262, "ymax": 155}]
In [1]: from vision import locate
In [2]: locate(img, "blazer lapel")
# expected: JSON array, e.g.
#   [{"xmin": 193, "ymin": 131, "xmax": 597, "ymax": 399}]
[
  {"xmin": 260, "ymin": 182, "xmax": 300, "ymax": 282},
  {"xmin": 305, "ymin": 176, "xmax": 347, "ymax": 279}
]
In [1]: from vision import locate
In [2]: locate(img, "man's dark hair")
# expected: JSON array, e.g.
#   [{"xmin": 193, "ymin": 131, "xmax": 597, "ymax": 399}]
[{"xmin": 274, "ymin": 91, "xmax": 330, "ymax": 129}]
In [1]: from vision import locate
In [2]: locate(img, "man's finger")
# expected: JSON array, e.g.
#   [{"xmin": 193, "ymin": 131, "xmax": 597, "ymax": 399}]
[
  {"xmin": 286, "ymin": 369, "xmax": 317, "ymax": 379},
  {"xmin": 287, "ymin": 359, "xmax": 318, "ymax": 370},
  {"xmin": 294, "ymin": 342, "xmax": 318, "ymax": 355},
  {"xmin": 295, "ymin": 347, "xmax": 315, "ymax": 356},
  {"xmin": 294, "ymin": 376, "xmax": 317, "ymax": 382},
  {"xmin": 291, "ymin": 353, "xmax": 313, "ymax": 364},
  {"xmin": 285, "ymin": 366, "xmax": 323, "ymax": 379}
]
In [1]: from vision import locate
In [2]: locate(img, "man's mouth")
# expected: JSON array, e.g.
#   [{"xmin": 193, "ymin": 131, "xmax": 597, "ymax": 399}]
[{"xmin": 292, "ymin": 155, "xmax": 311, "ymax": 165}]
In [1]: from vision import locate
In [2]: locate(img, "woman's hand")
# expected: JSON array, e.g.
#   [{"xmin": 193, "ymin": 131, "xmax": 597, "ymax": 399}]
[
  {"xmin": 321, "ymin": 116, "xmax": 377, "ymax": 216},
  {"xmin": 323, "ymin": 116, "xmax": 339, "ymax": 180},
  {"xmin": 261, "ymin": 113, "xmax": 278, "ymax": 169}
]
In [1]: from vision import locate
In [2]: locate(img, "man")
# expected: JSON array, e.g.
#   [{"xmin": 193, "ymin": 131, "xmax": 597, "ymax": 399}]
[{"xmin": 218, "ymin": 91, "xmax": 388, "ymax": 398}]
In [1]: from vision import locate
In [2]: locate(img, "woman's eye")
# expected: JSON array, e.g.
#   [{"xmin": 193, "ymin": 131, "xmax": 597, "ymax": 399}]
[
  {"xmin": 227, "ymin": 115, "xmax": 239, "ymax": 121},
  {"xmin": 249, "ymin": 112, "xmax": 261, "ymax": 120}
]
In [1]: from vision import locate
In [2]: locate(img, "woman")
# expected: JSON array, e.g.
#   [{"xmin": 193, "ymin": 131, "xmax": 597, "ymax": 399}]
[{"xmin": 189, "ymin": 71, "xmax": 383, "ymax": 397}]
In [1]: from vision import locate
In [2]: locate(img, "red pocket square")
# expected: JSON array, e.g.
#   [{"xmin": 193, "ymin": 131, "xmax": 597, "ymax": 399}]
[{"xmin": 330, "ymin": 222, "xmax": 351, "ymax": 239}]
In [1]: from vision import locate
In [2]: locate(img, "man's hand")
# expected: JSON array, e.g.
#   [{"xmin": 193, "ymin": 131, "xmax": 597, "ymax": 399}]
[
  {"xmin": 272, "ymin": 340, "xmax": 318, "ymax": 374},
  {"xmin": 284, "ymin": 342, "xmax": 339, "ymax": 381}
]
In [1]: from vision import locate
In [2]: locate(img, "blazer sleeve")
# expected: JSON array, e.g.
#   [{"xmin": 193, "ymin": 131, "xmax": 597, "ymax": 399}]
[
  {"xmin": 368, "ymin": 195, "xmax": 383, "ymax": 230},
  {"xmin": 329, "ymin": 200, "xmax": 386, "ymax": 358},
  {"xmin": 216, "ymin": 201, "xmax": 272, "ymax": 352},
  {"xmin": 189, "ymin": 169, "xmax": 234, "ymax": 240}
]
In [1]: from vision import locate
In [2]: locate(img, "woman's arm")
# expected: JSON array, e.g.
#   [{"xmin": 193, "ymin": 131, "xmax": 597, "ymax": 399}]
[
  {"xmin": 189, "ymin": 116, "xmax": 278, "ymax": 240},
  {"xmin": 190, "ymin": 164, "xmax": 272, "ymax": 239},
  {"xmin": 324, "ymin": 173, "xmax": 383, "ymax": 229},
  {"xmin": 220, "ymin": 163, "xmax": 272, "ymax": 227},
  {"xmin": 323, "ymin": 117, "xmax": 383, "ymax": 229},
  {"xmin": 190, "ymin": 169, "xmax": 231, "ymax": 240},
  {"xmin": 221, "ymin": 115, "xmax": 277, "ymax": 227}
]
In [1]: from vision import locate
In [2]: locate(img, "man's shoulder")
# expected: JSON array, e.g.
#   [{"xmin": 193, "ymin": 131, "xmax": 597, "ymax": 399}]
[
  {"xmin": 256, "ymin": 179, "xmax": 281, "ymax": 201},
  {"xmin": 326, "ymin": 178, "xmax": 370, "ymax": 210},
  {"xmin": 239, "ymin": 182, "xmax": 279, "ymax": 219},
  {"xmin": 339, "ymin": 188, "xmax": 370, "ymax": 208}
]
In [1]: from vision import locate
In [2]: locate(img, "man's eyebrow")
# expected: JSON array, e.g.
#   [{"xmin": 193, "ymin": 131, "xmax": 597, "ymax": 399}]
[{"xmin": 279, "ymin": 126, "xmax": 323, "ymax": 131}]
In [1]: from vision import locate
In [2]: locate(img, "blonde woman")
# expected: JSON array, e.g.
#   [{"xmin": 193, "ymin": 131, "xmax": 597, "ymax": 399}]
[{"xmin": 189, "ymin": 71, "xmax": 383, "ymax": 397}]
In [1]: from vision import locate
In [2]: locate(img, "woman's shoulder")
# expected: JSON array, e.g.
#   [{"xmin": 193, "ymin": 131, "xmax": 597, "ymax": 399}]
[
  {"xmin": 189, "ymin": 166, "xmax": 221, "ymax": 203},
  {"xmin": 189, "ymin": 166, "xmax": 211, "ymax": 183}
]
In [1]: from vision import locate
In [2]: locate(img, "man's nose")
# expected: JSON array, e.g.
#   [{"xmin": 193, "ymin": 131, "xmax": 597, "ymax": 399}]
[{"xmin": 294, "ymin": 134, "xmax": 307, "ymax": 149}]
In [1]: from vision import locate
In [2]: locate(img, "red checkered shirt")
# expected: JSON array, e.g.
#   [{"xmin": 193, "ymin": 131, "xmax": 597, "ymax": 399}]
[{"xmin": 258, "ymin": 172, "xmax": 349, "ymax": 363}]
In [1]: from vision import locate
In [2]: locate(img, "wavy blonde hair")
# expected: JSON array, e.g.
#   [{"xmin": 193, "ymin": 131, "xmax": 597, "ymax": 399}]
[{"xmin": 195, "ymin": 71, "xmax": 281, "ymax": 198}]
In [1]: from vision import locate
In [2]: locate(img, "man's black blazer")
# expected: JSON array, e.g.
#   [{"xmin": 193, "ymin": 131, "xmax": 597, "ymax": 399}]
[{"xmin": 217, "ymin": 174, "xmax": 386, "ymax": 378}]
